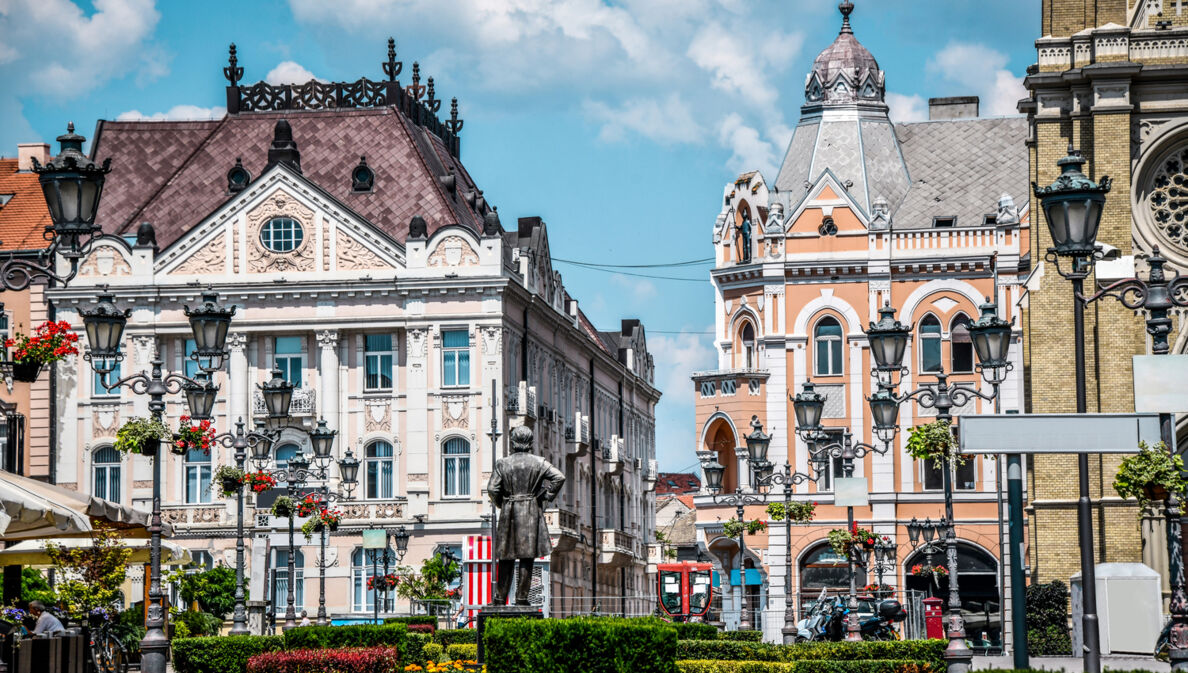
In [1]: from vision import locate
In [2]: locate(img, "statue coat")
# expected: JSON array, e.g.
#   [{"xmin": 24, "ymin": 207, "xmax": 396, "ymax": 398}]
[{"xmin": 487, "ymin": 452, "xmax": 565, "ymax": 560}]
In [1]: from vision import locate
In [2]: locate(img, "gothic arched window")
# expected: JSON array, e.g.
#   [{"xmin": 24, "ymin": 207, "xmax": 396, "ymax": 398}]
[{"xmin": 814, "ymin": 317, "xmax": 843, "ymax": 376}]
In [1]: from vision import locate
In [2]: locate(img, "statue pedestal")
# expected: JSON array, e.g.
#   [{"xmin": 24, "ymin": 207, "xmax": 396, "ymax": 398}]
[{"xmin": 476, "ymin": 605, "xmax": 542, "ymax": 664}]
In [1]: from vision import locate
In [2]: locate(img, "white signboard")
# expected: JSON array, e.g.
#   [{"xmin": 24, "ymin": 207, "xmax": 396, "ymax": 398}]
[
  {"xmin": 1133, "ymin": 355, "xmax": 1188, "ymax": 413},
  {"xmin": 833, "ymin": 477, "xmax": 869, "ymax": 507},
  {"xmin": 958, "ymin": 413, "xmax": 1161, "ymax": 455}
]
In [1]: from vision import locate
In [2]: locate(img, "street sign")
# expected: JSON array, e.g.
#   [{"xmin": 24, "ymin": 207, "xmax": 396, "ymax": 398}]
[
  {"xmin": 833, "ymin": 477, "xmax": 869, "ymax": 506},
  {"xmin": 958, "ymin": 413, "xmax": 1161, "ymax": 455},
  {"xmin": 1133, "ymin": 355, "xmax": 1188, "ymax": 413},
  {"xmin": 362, "ymin": 528, "xmax": 387, "ymax": 549}
]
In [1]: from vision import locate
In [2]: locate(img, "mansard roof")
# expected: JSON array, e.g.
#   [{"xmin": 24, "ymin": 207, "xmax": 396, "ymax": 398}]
[{"xmin": 90, "ymin": 40, "xmax": 486, "ymax": 249}]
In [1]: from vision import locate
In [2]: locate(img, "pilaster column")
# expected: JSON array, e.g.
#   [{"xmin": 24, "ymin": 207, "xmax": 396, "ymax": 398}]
[
  {"xmin": 317, "ymin": 330, "xmax": 340, "ymax": 432},
  {"xmin": 228, "ymin": 333, "xmax": 249, "ymax": 426}
]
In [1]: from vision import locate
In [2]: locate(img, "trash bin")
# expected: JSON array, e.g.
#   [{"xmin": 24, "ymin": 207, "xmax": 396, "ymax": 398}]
[{"xmin": 1072, "ymin": 562, "xmax": 1162, "ymax": 655}]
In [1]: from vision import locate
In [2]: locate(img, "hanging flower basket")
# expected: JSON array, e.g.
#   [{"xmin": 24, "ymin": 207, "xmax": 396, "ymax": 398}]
[
  {"xmin": 295, "ymin": 493, "xmax": 324, "ymax": 518},
  {"xmin": 912, "ymin": 564, "xmax": 949, "ymax": 588},
  {"xmin": 1115, "ymin": 441, "xmax": 1186, "ymax": 514},
  {"xmin": 5, "ymin": 320, "xmax": 80, "ymax": 383},
  {"xmin": 244, "ymin": 471, "xmax": 277, "ymax": 493},
  {"xmin": 906, "ymin": 420, "xmax": 963, "ymax": 465},
  {"xmin": 272, "ymin": 496, "xmax": 295, "ymax": 518},
  {"xmin": 319, "ymin": 508, "xmax": 342, "ymax": 531},
  {"xmin": 766, "ymin": 501, "xmax": 817, "ymax": 524},
  {"xmin": 114, "ymin": 417, "xmax": 171, "ymax": 456},
  {"xmin": 10, "ymin": 361, "xmax": 43, "ymax": 383},
  {"xmin": 828, "ymin": 523, "xmax": 877, "ymax": 557},
  {"xmin": 172, "ymin": 416, "xmax": 215, "ymax": 456},
  {"xmin": 367, "ymin": 574, "xmax": 400, "ymax": 592},
  {"xmin": 213, "ymin": 466, "xmax": 245, "ymax": 497},
  {"xmin": 862, "ymin": 583, "xmax": 894, "ymax": 599}
]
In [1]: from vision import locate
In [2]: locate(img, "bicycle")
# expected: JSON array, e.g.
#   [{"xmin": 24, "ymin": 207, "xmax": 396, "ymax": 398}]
[{"xmin": 87, "ymin": 620, "xmax": 129, "ymax": 673}]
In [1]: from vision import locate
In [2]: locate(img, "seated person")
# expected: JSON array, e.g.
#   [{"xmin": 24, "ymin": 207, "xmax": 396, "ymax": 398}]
[{"xmin": 28, "ymin": 602, "xmax": 64, "ymax": 637}]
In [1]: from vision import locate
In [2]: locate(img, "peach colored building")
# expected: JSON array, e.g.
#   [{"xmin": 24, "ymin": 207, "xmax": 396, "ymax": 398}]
[{"xmin": 691, "ymin": 5, "xmax": 1030, "ymax": 647}]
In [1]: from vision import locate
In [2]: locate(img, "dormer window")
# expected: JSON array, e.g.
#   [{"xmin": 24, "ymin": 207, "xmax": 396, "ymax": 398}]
[
  {"xmin": 933, "ymin": 216, "xmax": 956, "ymax": 228},
  {"xmin": 227, "ymin": 158, "xmax": 251, "ymax": 193},
  {"xmin": 352, "ymin": 156, "xmax": 374, "ymax": 192}
]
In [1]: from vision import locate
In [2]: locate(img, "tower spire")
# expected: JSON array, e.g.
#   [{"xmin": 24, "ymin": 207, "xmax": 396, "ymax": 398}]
[{"xmin": 839, "ymin": 1, "xmax": 854, "ymax": 35}]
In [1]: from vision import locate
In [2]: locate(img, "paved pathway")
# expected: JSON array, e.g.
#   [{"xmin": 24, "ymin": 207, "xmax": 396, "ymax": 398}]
[{"xmin": 972, "ymin": 654, "xmax": 1169, "ymax": 671}]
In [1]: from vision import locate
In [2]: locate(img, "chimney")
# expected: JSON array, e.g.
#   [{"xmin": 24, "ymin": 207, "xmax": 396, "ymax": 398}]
[
  {"xmin": 265, "ymin": 120, "xmax": 301, "ymax": 174},
  {"xmin": 928, "ymin": 96, "xmax": 979, "ymax": 120},
  {"xmin": 17, "ymin": 143, "xmax": 51, "ymax": 172}
]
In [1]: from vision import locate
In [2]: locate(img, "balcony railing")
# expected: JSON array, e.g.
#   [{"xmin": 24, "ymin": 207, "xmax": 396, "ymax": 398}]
[
  {"xmin": 508, "ymin": 381, "xmax": 537, "ymax": 419},
  {"xmin": 603, "ymin": 436, "xmax": 624, "ymax": 475},
  {"xmin": 598, "ymin": 528, "xmax": 638, "ymax": 567},
  {"xmin": 253, "ymin": 387, "xmax": 316, "ymax": 416},
  {"xmin": 565, "ymin": 413, "xmax": 590, "ymax": 457}
]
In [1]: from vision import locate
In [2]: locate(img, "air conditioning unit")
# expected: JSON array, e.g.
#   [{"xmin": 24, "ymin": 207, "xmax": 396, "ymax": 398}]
[{"xmin": 633, "ymin": 458, "xmax": 642, "ymax": 470}]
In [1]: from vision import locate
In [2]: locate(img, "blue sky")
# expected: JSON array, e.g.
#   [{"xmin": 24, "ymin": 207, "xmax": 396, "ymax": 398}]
[{"xmin": 0, "ymin": 0, "xmax": 1036, "ymax": 472}]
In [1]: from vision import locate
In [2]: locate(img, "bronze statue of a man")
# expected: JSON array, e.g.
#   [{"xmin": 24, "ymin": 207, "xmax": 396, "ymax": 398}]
[{"xmin": 486, "ymin": 424, "xmax": 565, "ymax": 605}]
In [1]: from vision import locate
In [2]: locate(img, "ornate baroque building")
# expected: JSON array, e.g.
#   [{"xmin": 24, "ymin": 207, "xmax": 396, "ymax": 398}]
[
  {"xmin": 47, "ymin": 42, "xmax": 659, "ymax": 622},
  {"xmin": 1020, "ymin": 0, "xmax": 1188, "ymax": 594},
  {"xmin": 692, "ymin": 3, "xmax": 1030, "ymax": 646}
]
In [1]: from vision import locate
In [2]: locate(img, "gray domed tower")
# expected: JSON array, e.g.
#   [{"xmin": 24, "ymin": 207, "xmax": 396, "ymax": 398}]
[{"xmin": 774, "ymin": 1, "xmax": 909, "ymax": 216}]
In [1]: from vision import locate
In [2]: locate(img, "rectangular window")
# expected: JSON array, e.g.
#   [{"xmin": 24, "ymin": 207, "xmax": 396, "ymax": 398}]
[
  {"xmin": 699, "ymin": 381, "xmax": 716, "ymax": 398},
  {"xmin": 720, "ymin": 380, "xmax": 737, "ymax": 396},
  {"xmin": 274, "ymin": 336, "xmax": 304, "ymax": 387},
  {"xmin": 185, "ymin": 463, "xmax": 212, "ymax": 503},
  {"xmin": 441, "ymin": 330, "xmax": 470, "ymax": 388},
  {"xmin": 923, "ymin": 458, "xmax": 976, "ymax": 491},
  {"xmin": 93, "ymin": 361, "xmax": 121, "ymax": 398},
  {"xmin": 185, "ymin": 338, "xmax": 199, "ymax": 379},
  {"xmin": 443, "ymin": 438, "xmax": 470, "ymax": 497},
  {"xmin": 364, "ymin": 334, "xmax": 394, "ymax": 391}
]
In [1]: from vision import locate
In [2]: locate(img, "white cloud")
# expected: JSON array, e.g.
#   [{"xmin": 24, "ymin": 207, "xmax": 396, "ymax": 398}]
[
  {"xmin": 649, "ymin": 329, "xmax": 716, "ymax": 470},
  {"xmin": 886, "ymin": 92, "xmax": 928, "ymax": 122},
  {"xmin": 0, "ymin": 0, "xmax": 163, "ymax": 97},
  {"xmin": 265, "ymin": 61, "xmax": 321, "ymax": 85},
  {"xmin": 686, "ymin": 27, "xmax": 802, "ymax": 111},
  {"xmin": 718, "ymin": 113, "xmax": 781, "ymax": 176},
  {"xmin": 584, "ymin": 94, "xmax": 701, "ymax": 145},
  {"xmin": 927, "ymin": 42, "xmax": 1026, "ymax": 117},
  {"xmin": 610, "ymin": 274, "xmax": 657, "ymax": 301},
  {"xmin": 116, "ymin": 104, "xmax": 226, "ymax": 121}
]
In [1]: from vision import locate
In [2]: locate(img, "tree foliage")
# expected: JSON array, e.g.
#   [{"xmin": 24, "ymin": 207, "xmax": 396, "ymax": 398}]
[
  {"xmin": 44, "ymin": 524, "xmax": 131, "ymax": 620},
  {"xmin": 173, "ymin": 565, "xmax": 243, "ymax": 618},
  {"xmin": 395, "ymin": 552, "xmax": 460, "ymax": 601},
  {"xmin": 20, "ymin": 568, "xmax": 56, "ymax": 605}
]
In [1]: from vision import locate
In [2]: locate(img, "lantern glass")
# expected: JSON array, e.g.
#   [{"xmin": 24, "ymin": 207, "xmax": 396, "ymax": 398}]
[
  {"xmin": 907, "ymin": 518, "xmax": 921, "ymax": 545},
  {"xmin": 310, "ymin": 418, "xmax": 336, "ymax": 459},
  {"xmin": 866, "ymin": 304, "xmax": 910, "ymax": 371},
  {"xmin": 702, "ymin": 459, "xmax": 725, "ymax": 493},
  {"xmin": 259, "ymin": 367, "xmax": 295, "ymax": 419},
  {"xmin": 921, "ymin": 519, "xmax": 936, "ymax": 543},
  {"xmin": 184, "ymin": 372, "xmax": 219, "ymax": 421},
  {"xmin": 969, "ymin": 299, "xmax": 1012, "ymax": 370},
  {"xmin": 868, "ymin": 386, "xmax": 900, "ymax": 433},
  {"xmin": 80, "ymin": 293, "xmax": 129, "ymax": 361},
  {"xmin": 752, "ymin": 460, "xmax": 773, "ymax": 489},
  {"xmin": 338, "ymin": 448, "xmax": 360, "ymax": 486},
  {"xmin": 744, "ymin": 416, "xmax": 771, "ymax": 463},
  {"xmin": 392, "ymin": 525, "xmax": 411, "ymax": 554},
  {"xmin": 1035, "ymin": 149, "xmax": 1111, "ymax": 258},
  {"xmin": 34, "ymin": 124, "xmax": 109, "ymax": 250},
  {"xmin": 793, "ymin": 381, "xmax": 825, "ymax": 434},
  {"xmin": 185, "ymin": 291, "xmax": 235, "ymax": 372}
]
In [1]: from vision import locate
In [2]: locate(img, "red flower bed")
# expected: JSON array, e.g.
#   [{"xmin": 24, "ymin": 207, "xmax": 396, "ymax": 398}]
[
  {"xmin": 406, "ymin": 623, "xmax": 435, "ymax": 634},
  {"xmin": 246, "ymin": 646, "xmax": 400, "ymax": 673}
]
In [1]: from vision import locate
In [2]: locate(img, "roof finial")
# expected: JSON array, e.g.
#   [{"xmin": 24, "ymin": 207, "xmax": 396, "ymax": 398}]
[
  {"xmin": 839, "ymin": 1, "xmax": 854, "ymax": 35},
  {"xmin": 383, "ymin": 37, "xmax": 402, "ymax": 81},
  {"xmin": 224, "ymin": 43, "xmax": 243, "ymax": 86}
]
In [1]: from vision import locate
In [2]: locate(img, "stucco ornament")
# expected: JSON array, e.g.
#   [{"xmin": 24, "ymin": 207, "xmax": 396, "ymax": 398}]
[
  {"xmin": 173, "ymin": 233, "xmax": 227, "ymax": 275},
  {"xmin": 337, "ymin": 230, "xmax": 393, "ymax": 270},
  {"xmin": 427, "ymin": 235, "xmax": 480, "ymax": 268},
  {"xmin": 79, "ymin": 246, "xmax": 132, "ymax": 277},
  {"xmin": 246, "ymin": 191, "xmax": 315, "ymax": 273}
]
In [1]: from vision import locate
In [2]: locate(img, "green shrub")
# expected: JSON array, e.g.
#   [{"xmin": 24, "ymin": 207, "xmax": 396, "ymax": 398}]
[
  {"xmin": 1025, "ymin": 580, "xmax": 1072, "ymax": 656},
  {"xmin": 445, "ymin": 643, "xmax": 477, "ymax": 661},
  {"xmin": 384, "ymin": 615, "xmax": 438, "ymax": 626},
  {"xmin": 434, "ymin": 628, "xmax": 477, "ymax": 646},
  {"xmin": 405, "ymin": 633, "xmax": 430, "ymax": 666},
  {"xmin": 422, "ymin": 643, "xmax": 444, "ymax": 663},
  {"xmin": 672, "ymin": 622, "xmax": 720, "ymax": 640},
  {"xmin": 174, "ymin": 610, "xmax": 223, "ymax": 637},
  {"xmin": 484, "ymin": 617, "xmax": 678, "ymax": 673},
  {"xmin": 677, "ymin": 661, "xmax": 935, "ymax": 673},
  {"xmin": 717, "ymin": 630, "xmax": 763, "ymax": 642},
  {"xmin": 675, "ymin": 640, "xmax": 946, "ymax": 668},
  {"xmin": 173, "ymin": 635, "xmax": 284, "ymax": 673},
  {"xmin": 282, "ymin": 623, "xmax": 408, "ymax": 651}
]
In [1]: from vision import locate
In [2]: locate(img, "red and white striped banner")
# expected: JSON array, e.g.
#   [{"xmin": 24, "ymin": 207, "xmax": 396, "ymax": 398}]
[{"xmin": 463, "ymin": 534, "xmax": 492, "ymax": 627}]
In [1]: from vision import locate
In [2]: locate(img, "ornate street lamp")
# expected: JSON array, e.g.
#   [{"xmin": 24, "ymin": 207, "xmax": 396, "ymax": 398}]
[
  {"xmin": 338, "ymin": 448, "xmax": 361, "ymax": 487},
  {"xmin": 184, "ymin": 289, "xmax": 237, "ymax": 372},
  {"xmin": 791, "ymin": 381, "xmax": 825, "ymax": 435},
  {"xmin": 868, "ymin": 384, "xmax": 900, "ymax": 444},
  {"xmin": 702, "ymin": 457, "xmax": 725, "ymax": 493},
  {"xmin": 32, "ymin": 123, "xmax": 111, "ymax": 259},
  {"xmin": 310, "ymin": 419, "xmax": 336, "ymax": 461},
  {"xmin": 744, "ymin": 416, "xmax": 771, "ymax": 463},
  {"xmin": 182, "ymin": 372, "xmax": 219, "ymax": 422},
  {"xmin": 80, "ymin": 293, "xmax": 130, "ymax": 375},
  {"xmin": 1034, "ymin": 147, "xmax": 1113, "ymax": 673},
  {"xmin": 968, "ymin": 298, "xmax": 1013, "ymax": 379},
  {"xmin": 259, "ymin": 367, "xmax": 295, "ymax": 418},
  {"xmin": 866, "ymin": 303, "xmax": 911, "ymax": 375},
  {"xmin": 392, "ymin": 524, "xmax": 411, "ymax": 562}
]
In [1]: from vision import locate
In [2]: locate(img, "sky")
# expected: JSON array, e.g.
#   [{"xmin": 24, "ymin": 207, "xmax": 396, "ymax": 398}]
[{"xmin": 0, "ymin": 0, "xmax": 1037, "ymax": 474}]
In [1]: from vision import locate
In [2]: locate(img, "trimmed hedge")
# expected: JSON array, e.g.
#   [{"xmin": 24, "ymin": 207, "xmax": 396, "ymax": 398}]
[
  {"xmin": 678, "ymin": 660, "xmax": 935, "ymax": 673},
  {"xmin": 405, "ymin": 633, "xmax": 430, "ymax": 666},
  {"xmin": 246, "ymin": 646, "xmax": 400, "ymax": 673},
  {"xmin": 422, "ymin": 642, "xmax": 444, "ymax": 663},
  {"xmin": 717, "ymin": 631, "xmax": 763, "ymax": 642},
  {"xmin": 675, "ymin": 640, "xmax": 946, "ymax": 669},
  {"xmin": 173, "ymin": 635, "xmax": 284, "ymax": 673},
  {"xmin": 384, "ymin": 615, "xmax": 438, "ymax": 626},
  {"xmin": 484, "ymin": 617, "xmax": 678, "ymax": 673},
  {"xmin": 673, "ymin": 622, "xmax": 721, "ymax": 640},
  {"xmin": 445, "ymin": 643, "xmax": 477, "ymax": 661},
  {"xmin": 283, "ymin": 623, "xmax": 408, "ymax": 651},
  {"xmin": 434, "ymin": 628, "xmax": 477, "ymax": 646}
]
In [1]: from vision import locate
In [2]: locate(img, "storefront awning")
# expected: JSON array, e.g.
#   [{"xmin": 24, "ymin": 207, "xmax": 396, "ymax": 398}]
[
  {"xmin": 0, "ymin": 471, "xmax": 170, "ymax": 540},
  {"xmin": 0, "ymin": 537, "xmax": 192, "ymax": 566}
]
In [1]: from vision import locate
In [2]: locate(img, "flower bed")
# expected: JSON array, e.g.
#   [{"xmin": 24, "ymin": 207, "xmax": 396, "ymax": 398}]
[{"xmin": 246, "ymin": 646, "xmax": 400, "ymax": 673}]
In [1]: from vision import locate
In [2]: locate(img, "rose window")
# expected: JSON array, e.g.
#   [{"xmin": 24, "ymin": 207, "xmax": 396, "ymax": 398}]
[{"xmin": 1147, "ymin": 146, "xmax": 1188, "ymax": 248}]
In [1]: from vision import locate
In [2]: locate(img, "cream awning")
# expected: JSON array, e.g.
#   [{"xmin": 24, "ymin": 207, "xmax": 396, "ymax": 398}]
[
  {"xmin": 0, "ymin": 538, "xmax": 192, "ymax": 566},
  {"xmin": 0, "ymin": 471, "xmax": 170, "ymax": 540}
]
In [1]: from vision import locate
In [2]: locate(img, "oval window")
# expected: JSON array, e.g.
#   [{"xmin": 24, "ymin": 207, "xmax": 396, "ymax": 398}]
[{"xmin": 260, "ymin": 217, "xmax": 303, "ymax": 253}]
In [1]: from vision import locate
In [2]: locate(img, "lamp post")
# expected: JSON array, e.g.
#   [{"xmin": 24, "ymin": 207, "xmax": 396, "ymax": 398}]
[
  {"xmin": 311, "ymin": 448, "xmax": 360, "ymax": 626},
  {"xmin": 907, "ymin": 517, "xmax": 948, "ymax": 599},
  {"xmin": 863, "ymin": 299, "xmax": 1012, "ymax": 673},
  {"xmin": 790, "ymin": 388, "xmax": 889, "ymax": 643},
  {"xmin": 1033, "ymin": 146, "xmax": 1113, "ymax": 673},
  {"xmin": 380, "ymin": 525, "xmax": 411, "ymax": 619},
  {"xmin": 700, "ymin": 416, "xmax": 821, "ymax": 635},
  {"xmin": 79, "ymin": 290, "xmax": 234, "ymax": 673},
  {"xmin": 867, "ymin": 536, "xmax": 898, "ymax": 593}
]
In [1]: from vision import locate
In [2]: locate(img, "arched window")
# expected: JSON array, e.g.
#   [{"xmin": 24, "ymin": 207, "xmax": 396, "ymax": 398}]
[
  {"xmin": 366, "ymin": 440, "xmax": 395, "ymax": 500},
  {"xmin": 950, "ymin": 314, "xmax": 974, "ymax": 373},
  {"xmin": 799, "ymin": 542, "xmax": 866, "ymax": 607},
  {"xmin": 271, "ymin": 549, "xmax": 304, "ymax": 614},
  {"xmin": 275, "ymin": 443, "xmax": 299, "ymax": 484},
  {"xmin": 185, "ymin": 448, "xmax": 212, "ymax": 504},
  {"xmin": 443, "ymin": 438, "xmax": 470, "ymax": 497},
  {"xmin": 93, "ymin": 446, "xmax": 121, "ymax": 502},
  {"xmin": 351, "ymin": 548, "xmax": 397, "ymax": 613},
  {"xmin": 740, "ymin": 323, "xmax": 756, "ymax": 369},
  {"xmin": 919, "ymin": 315, "xmax": 942, "ymax": 373},
  {"xmin": 814, "ymin": 317, "xmax": 843, "ymax": 376}
]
